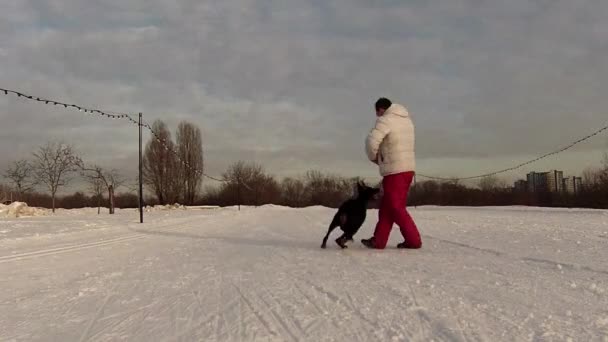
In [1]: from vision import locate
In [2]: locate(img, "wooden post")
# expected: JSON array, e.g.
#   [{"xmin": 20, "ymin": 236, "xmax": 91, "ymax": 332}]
[{"xmin": 109, "ymin": 185, "xmax": 115, "ymax": 214}]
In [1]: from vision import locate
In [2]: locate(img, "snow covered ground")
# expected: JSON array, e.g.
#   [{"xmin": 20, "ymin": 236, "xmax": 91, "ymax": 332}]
[{"xmin": 1, "ymin": 205, "xmax": 607, "ymax": 341}]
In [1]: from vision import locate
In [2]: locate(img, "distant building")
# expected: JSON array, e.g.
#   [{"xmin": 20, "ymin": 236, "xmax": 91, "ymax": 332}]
[
  {"xmin": 524, "ymin": 170, "xmax": 584, "ymax": 194},
  {"xmin": 563, "ymin": 176, "xmax": 583, "ymax": 194},
  {"xmin": 546, "ymin": 170, "xmax": 564, "ymax": 193},
  {"xmin": 527, "ymin": 172, "xmax": 547, "ymax": 192},
  {"xmin": 563, "ymin": 177, "xmax": 573, "ymax": 193},
  {"xmin": 526, "ymin": 170, "xmax": 569, "ymax": 193}
]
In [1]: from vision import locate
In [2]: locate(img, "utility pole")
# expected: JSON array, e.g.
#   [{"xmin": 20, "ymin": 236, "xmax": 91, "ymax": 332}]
[{"xmin": 139, "ymin": 112, "xmax": 144, "ymax": 223}]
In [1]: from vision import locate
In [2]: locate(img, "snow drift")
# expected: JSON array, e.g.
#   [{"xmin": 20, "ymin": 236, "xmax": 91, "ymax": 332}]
[
  {"xmin": 144, "ymin": 203, "xmax": 188, "ymax": 212},
  {"xmin": 0, "ymin": 202, "xmax": 49, "ymax": 218}
]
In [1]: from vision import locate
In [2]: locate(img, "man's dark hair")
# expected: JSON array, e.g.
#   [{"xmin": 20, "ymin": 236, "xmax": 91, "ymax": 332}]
[{"xmin": 375, "ymin": 97, "xmax": 392, "ymax": 111}]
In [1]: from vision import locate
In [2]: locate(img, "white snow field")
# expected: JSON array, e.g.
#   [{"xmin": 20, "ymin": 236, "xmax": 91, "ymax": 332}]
[{"xmin": 1, "ymin": 205, "xmax": 607, "ymax": 341}]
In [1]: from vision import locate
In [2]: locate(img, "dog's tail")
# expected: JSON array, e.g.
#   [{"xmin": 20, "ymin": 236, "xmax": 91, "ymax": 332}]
[{"xmin": 321, "ymin": 212, "xmax": 346, "ymax": 248}]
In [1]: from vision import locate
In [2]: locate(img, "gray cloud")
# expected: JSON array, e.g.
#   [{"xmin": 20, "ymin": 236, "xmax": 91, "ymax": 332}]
[{"xmin": 1, "ymin": 0, "xmax": 607, "ymax": 189}]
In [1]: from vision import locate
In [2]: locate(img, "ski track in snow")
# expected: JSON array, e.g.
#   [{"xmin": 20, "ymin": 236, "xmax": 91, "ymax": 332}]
[{"xmin": 1, "ymin": 205, "xmax": 607, "ymax": 341}]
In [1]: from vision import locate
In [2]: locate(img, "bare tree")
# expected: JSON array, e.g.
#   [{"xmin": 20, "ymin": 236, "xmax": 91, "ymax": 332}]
[
  {"xmin": 124, "ymin": 174, "xmax": 140, "ymax": 194},
  {"xmin": 478, "ymin": 175, "xmax": 506, "ymax": 191},
  {"xmin": 0, "ymin": 183, "xmax": 11, "ymax": 203},
  {"xmin": 32, "ymin": 142, "xmax": 80, "ymax": 213},
  {"xmin": 303, "ymin": 170, "xmax": 354, "ymax": 207},
  {"xmin": 105, "ymin": 169, "xmax": 126, "ymax": 213},
  {"xmin": 176, "ymin": 121, "xmax": 204, "ymax": 205},
  {"xmin": 280, "ymin": 177, "xmax": 307, "ymax": 207},
  {"xmin": 85, "ymin": 172, "xmax": 105, "ymax": 214},
  {"xmin": 601, "ymin": 152, "xmax": 608, "ymax": 187},
  {"xmin": 220, "ymin": 161, "xmax": 281, "ymax": 206},
  {"xmin": 80, "ymin": 164, "xmax": 127, "ymax": 214},
  {"xmin": 582, "ymin": 166, "xmax": 602, "ymax": 188},
  {"xmin": 3, "ymin": 160, "xmax": 36, "ymax": 200},
  {"xmin": 143, "ymin": 120, "xmax": 180, "ymax": 205}
]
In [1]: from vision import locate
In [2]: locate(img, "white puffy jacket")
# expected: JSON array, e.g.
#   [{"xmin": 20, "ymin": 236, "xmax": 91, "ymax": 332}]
[{"xmin": 365, "ymin": 103, "xmax": 416, "ymax": 176}]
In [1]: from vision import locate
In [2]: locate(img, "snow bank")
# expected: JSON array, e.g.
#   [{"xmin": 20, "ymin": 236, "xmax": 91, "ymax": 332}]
[
  {"xmin": 0, "ymin": 202, "xmax": 49, "ymax": 218},
  {"xmin": 144, "ymin": 203, "xmax": 187, "ymax": 212},
  {"xmin": 186, "ymin": 205, "xmax": 220, "ymax": 210},
  {"xmin": 257, "ymin": 204, "xmax": 290, "ymax": 210}
]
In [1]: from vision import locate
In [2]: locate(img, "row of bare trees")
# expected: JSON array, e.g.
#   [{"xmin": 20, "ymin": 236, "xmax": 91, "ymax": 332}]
[
  {"xmin": 410, "ymin": 179, "xmax": 608, "ymax": 208},
  {"xmin": 3, "ymin": 155, "xmax": 607, "ymax": 210},
  {"xmin": 3, "ymin": 132, "xmax": 606, "ymax": 211},
  {"xmin": 200, "ymin": 161, "xmax": 369, "ymax": 208},
  {"xmin": 2, "ymin": 119, "xmax": 205, "ymax": 212},
  {"xmin": 409, "ymin": 157, "xmax": 608, "ymax": 208},
  {"xmin": 198, "ymin": 156, "xmax": 608, "ymax": 209},
  {"xmin": 2, "ymin": 160, "xmax": 367, "ymax": 210},
  {"xmin": 2, "ymin": 141, "xmax": 128, "ymax": 213},
  {"xmin": 3, "ymin": 191, "xmax": 140, "ymax": 210},
  {"xmin": 142, "ymin": 120, "xmax": 203, "ymax": 205}
]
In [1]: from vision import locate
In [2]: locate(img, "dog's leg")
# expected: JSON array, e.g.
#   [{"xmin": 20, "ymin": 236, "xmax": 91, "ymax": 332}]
[
  {"xmin": 335, "ymin": 233, "xmax": 348, "ymax": 249},
  {"xmin": 337, "ymin": 214, "xmax": 350, "ymax": 244},
  {"xmin": 338, "ymin": 222, "xmax": 358, "ymax": 248},
  {"xmin": 321, "ymin": 216, "xmax": 341, "ymax": 248},
  {"xmin": 340, "ymin": 230, "xmax": 355, "ymax": 247}
]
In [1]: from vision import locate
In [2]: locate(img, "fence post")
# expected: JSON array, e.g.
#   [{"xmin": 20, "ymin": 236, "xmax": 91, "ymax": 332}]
[
  {"xmin": 109, "ymin": 184, "xmax": 115, "ymax": 214},
  {"xmin": 138, "ymin": 112, "xmax": 144, "ymax": 223}
]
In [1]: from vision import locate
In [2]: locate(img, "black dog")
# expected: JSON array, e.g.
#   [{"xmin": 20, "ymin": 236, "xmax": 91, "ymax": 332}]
[{"xmin": 321, "ymin": 181, "xmax": 380, "ymax": 249}]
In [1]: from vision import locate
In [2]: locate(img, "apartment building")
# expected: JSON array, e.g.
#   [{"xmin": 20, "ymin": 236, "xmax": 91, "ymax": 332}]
[
  {"xmin": 526, "ymin": 171, "xmax": 547, "ymax": 192},
  {"xmin": 563, "ymin": 176, "xmax": 583, "ymax": 194},
  {"xmin": 546, "ymin": 170, "xmax": 564, "ymax": 192},
  {"xmin": 519, "ymin": 170, "xmax": 581, "ymax": 193}
]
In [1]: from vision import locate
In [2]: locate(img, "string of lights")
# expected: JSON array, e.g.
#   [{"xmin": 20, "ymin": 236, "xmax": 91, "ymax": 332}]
[
  {"xmin": 0, "ymin": 87, "xmax": 138, "ymax": 124},
  {"xmin": 2, "ymin": 86, "xmax": 606, "ymax": 184},
  {"xmin": 0, "ymin": 87, "xmax": 235, "ymax": 185},
  {"xmin": 417, "ymin": 123, "xmax": 608, "ymax": 181}
]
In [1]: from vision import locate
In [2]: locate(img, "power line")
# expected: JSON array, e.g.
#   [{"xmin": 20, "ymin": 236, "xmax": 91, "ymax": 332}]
[
  {"xmin": 0, "ymin": 87, "xmax": 138, "ymax": 124},
  {"xmin": 417, "ymin": 123, "xmax": 608, "ymax": 181},
  {"xmin": 2, "ymin": 86, "xmax": 606, "ymax": 184},
  {"xmin": 0, "ymin": 87, "xmax": 227, "ymax": 183}
]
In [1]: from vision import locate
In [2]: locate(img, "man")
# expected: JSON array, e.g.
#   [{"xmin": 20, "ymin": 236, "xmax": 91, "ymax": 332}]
[{"xmin": 361, "ymin": 97, "xmax": 422, "ymax": 249}]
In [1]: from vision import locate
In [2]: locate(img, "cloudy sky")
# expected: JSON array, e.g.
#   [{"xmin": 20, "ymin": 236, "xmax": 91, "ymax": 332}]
[{"xmin": 1, "ymin": 0, "xmax": 607, "ymax": 190}]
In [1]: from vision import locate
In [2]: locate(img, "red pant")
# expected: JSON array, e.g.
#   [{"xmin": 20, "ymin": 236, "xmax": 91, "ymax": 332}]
[{"xmin": 373, "ymin": 171, "xmax": 421, "ymax": 249}]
